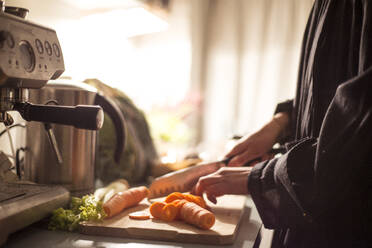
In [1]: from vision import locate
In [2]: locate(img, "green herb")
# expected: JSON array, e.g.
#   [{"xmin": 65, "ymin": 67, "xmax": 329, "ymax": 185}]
[{"xmin": 48, "ymin": 194, "xmax": 106, "ymax": 232}]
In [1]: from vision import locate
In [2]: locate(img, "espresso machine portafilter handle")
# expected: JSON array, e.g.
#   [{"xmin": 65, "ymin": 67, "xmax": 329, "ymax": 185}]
[{"xmin": 14, "ymin": 102, "xmax": 104, "ymax": 130}]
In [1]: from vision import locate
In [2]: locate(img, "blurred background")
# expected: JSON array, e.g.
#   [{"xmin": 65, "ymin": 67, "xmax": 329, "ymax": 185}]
[{"xmin": 1, "ymin": 0, "xmax": 313, "ymax": 165}]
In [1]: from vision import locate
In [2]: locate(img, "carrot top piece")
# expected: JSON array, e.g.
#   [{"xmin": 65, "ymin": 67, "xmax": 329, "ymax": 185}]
[
  {"xmin": 182, "ymin": 194, "xmax": 207, "ymax": 209},
  {"xmin": 164, "ymin": 192, "xmax": 184, "ymax": 203}
]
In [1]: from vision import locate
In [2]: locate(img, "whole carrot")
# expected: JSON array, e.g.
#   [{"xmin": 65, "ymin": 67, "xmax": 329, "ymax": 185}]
[{"xmin": 103, "ymin": 186, "xmax": 149, "ymax": 218}]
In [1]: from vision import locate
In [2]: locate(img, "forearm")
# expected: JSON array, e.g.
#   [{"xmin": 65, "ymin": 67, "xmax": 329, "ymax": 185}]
[
  {"xmin": 272, "ymin": 112, "xmax": 290, "ymax": 143},
  {"xmin": 257, "ymin": 112, "xmax": 290, "ymax": 145}
]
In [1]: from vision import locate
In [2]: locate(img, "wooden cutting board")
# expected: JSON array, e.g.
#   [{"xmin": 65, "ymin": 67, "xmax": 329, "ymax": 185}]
[{"xmin": 79, "ymin": 195, "xmax": 247, "ymax": 245}]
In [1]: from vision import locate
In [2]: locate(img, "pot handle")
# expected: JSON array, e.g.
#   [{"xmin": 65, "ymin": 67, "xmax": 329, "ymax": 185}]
[{"xmin": 94, "ymin": 94, "xmax": 126, "ymax": 163}]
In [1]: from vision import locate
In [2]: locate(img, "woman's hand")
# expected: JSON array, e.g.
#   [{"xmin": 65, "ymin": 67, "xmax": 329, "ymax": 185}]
[
  {"xmin": 225, "ymin": 112, "xmax": 289, "ymax": 167},
  {"xmin": 191, "ymin": 167, "xmax": 252, "ymax": 204}
]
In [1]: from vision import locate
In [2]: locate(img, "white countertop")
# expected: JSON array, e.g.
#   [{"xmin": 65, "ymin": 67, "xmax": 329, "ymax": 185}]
[{"xmin": 5, "ymin": 196, "xmax": 265, "ymax": 248}]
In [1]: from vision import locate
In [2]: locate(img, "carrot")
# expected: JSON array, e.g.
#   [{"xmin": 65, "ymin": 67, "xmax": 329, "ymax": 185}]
[
  {"xmin": 170, "ymin": 199, "xmax": 188, "ymax": 209},
  {"xmin": 165, "ymin": 192, "xmax": 184, "ymax": 203},
  {"xmin": 182, "ymin": 194, "xmax": 207, "ymax": 209},
  {"xmin": 161, "ymin": 204, "xmax": 178, "ymax": 221},
  {"xmin": 165, "ymin": 192, "xmax": 207, "ymax": 209},
  {"xmin": 150, "ymin": 198, "xmax": 215, "ymax": 229},
  {"xmin": 129, "ymin": 211, "xmax": 150, "ymax": 220},
  {"xmin": 169, "ymin": 199, "xmax": 188, "ymax": 219},
  {"xmin": 150, "ymin": 202, "xmax": 179, "ymax": 221},
  {"xmin": 179, "ymin": 201, "xmax": 215, "ymax": 230},
  {"xmin": 149, "ymin": 201, "xmax": 166, "ymax": 219},
  {"xmin": 103, "ymin": 186, "xmax": 149, "ymax": 218}
]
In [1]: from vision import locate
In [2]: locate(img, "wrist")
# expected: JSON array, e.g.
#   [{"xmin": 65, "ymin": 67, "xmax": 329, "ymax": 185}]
[
  {"xmin": 272, "ymin": 112, "xmax": 289, "ymax": 130},
  {"xmin": 271, "ymin": 112, "xmax": 289, "ymax": 141}
]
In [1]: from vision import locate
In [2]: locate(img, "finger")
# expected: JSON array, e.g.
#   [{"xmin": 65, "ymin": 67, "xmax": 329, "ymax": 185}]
[
  {"xmin": 197, "ymin": 175, "xmax": 222, "ymax": 187},
  {"xmin": 227, "ymin": 156, "xmax": 244, "ymax": 167},
  {"xmin": 227, "ymin": 150, "xmax": 260, "ymax": 167},
  {"xmin": 251, "ymin": 153, "xmax": 274, "ymax": 166},
  {"xmin": 203, "ymin": 183, "xmax": 228, "ymax": 198},
  {"xmin": 190, "ymin": 185, "xmax": 197, "ymax": 195},
  {"xmin": 204, "ymin": 183, "xmax": 227, "ymax": 204},
  {"xmin": 193, "ymin": 181, "xmax": 203, "ymax": 196},
  {"xmin": 206, "ymin": 193, "xmax": 217, "ymax": 204},
  {"xmin": 225, "ymin": 144, "xmax": 246, "ymax": 158},
  {"xmin": 193, "ymin": 175, "xmax": 221, "ymax": 196},
  {"xmin": 225, "ymin": 139, "xmax": 251, "ymax": 157},
  {"xmin": 218, "ymin": 167, "xmax": 251, "ymax": 175}
]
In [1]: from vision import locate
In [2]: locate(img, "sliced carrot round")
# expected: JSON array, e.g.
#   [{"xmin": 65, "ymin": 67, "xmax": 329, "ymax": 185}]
[
  {"xmin": 149, "ymin": 201, "xmax": 166, "ymax": 219},
  {"xmin": 182, "ymin": 194, "xmax": 194, "ymax": 202},
  {"xmin": 161, "ymin": 203, "xmax": 178, "ymax": 221},
  {"xmin": 129, "ymin": 211, "xmax": 151, "ymax": 220}
]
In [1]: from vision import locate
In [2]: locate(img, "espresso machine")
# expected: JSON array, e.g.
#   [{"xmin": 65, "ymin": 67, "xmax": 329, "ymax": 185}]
[{"xmin": 0, "ymin": 1, "xmax": 105, "ymax": 244}]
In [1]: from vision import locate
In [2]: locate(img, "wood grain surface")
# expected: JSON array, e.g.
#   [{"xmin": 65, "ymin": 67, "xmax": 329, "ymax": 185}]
[{"xmin": 79, "ymin": 195, "xmax": 247, "ymax": 245}]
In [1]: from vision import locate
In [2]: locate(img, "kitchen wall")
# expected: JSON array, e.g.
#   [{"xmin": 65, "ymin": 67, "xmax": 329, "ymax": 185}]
[
  {"xmin": 190, "ymin": 0, "xmax": 314, "ymax": 153},
  {"xmin": 1, "ymin": 0, "xmax": 314, "ymax": 163}
]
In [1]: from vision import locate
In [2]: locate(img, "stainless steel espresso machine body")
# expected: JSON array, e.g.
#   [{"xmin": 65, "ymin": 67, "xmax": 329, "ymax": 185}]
[
  {"xmin": 0, "ymin": 1, "xmax": 108, "ymax": 244},
  {"xmin": 25, "ymin": 81, "xmax": 126, "ymax": 196},
  {"xmin": 26, "ymin": 82, "xmax": 98, "ymax": 195}
]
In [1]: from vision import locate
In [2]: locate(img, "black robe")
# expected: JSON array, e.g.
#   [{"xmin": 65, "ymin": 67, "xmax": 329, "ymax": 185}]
[{"xmin": 248, "ymin": 1, "xmax": 372, "ymax": 247}]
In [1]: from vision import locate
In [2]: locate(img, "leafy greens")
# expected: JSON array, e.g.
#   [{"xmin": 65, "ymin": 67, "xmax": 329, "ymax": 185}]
[{"xmin": 48, "ymin": 194, "xmax": 106, "ymax": 232}]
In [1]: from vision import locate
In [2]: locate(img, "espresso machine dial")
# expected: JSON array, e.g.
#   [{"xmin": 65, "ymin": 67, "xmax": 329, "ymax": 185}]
[{"xmin": 18, "ymin": 40, "xmax": 36, "ymax": 72}]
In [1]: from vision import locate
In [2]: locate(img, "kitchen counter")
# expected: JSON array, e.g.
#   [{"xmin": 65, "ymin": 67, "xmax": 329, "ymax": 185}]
[{"xmin": 5, "ymin": 196, "xmax": 270, "ymax": 248}]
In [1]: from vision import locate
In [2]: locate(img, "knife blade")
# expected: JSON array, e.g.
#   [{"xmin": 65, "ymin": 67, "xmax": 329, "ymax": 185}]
[{"xmin": 148, "ymin": 147, "xmax": 285, "ymax": 199}]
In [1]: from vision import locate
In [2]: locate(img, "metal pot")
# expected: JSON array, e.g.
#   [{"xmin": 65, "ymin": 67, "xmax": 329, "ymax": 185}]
[{"xmin": 24, "ymin": 80, "xmax": 125, "ymax": 196}]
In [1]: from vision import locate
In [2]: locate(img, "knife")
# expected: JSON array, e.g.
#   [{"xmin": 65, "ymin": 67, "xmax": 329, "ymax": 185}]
[{"xmin": 148, "ymin": 147, "xmax": 285, "ymax": 199}]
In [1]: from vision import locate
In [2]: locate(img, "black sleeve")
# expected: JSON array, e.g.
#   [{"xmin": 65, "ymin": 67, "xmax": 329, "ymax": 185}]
[
  {"xmin": 313, "ymin": 66, "xmax": 372, "ymax": 213},
  {"xmin": 273, "ymin": 100, "xmax": 294, "ymax": 144},
  {"xmin": 249, "ymin": 66, "xmax": 372, "ymax": 229},
  {"xmin": 248, "ymin": 137, "xmax": 317, "ymax": 228},
  {"xmin": 274, "ymin": 100, "xmax": 293, "ymax": 116}
]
